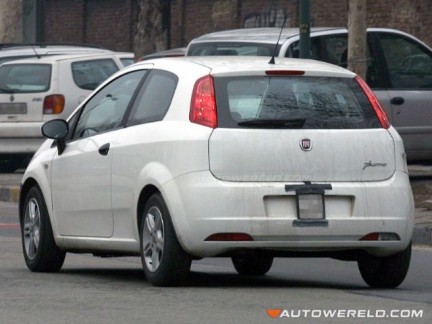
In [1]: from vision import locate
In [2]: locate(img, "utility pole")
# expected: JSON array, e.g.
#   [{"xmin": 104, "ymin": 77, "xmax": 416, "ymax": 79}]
[
  {"xmin": 347, "ymin": 0, "xmax": 367, "ymax": 79},
  {"xmin": 299, "ymin": 0, "xmax": 311, "ymax": 59},
  {"xmin": 0, "ymin": 0, "xmax": 23, "ymax": 43}
]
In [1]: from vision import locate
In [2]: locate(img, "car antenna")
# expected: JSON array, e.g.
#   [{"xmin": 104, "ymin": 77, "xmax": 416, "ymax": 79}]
[
  {"xmin": 31, "ymin": 45, "xmax": 41, "ymax": 59},
  {"xmin": 269, "ymin": 17, "xmax": 287, "ymax": 65}
]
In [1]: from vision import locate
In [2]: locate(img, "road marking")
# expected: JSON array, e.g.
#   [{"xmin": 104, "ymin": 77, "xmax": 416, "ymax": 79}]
[{"xmin": 0, "ymin": 223, "xmax": 19, "ymax": 229}]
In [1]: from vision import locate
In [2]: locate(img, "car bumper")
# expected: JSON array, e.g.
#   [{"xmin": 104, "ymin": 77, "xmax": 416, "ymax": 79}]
[
  {"xmin": 0, "ymin": 122, "xmax": 44, "ymax": 153},
  {"xmin": 162, "ymin": 170, "xmax": 414, "ymax": 258}
]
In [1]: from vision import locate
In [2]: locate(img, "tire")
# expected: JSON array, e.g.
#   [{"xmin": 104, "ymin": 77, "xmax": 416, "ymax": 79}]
[
  {"xmin": 140, "ymin": 193, "xmax": 191, "ymax": 286},
  {"xmin": 358, "ymin": 243, "xmax": 411, "ymax": 288},
  {"xmin": 232, "ymin": 252, "xmax": 274, "ymax": 276},
  {"xmin": 21, "ymin": 186, "xmax": 66, "ymax": 272}
]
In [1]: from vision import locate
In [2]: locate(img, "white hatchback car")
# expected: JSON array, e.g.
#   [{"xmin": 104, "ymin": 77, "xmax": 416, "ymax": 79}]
[
  {"xmin": 19, "ymin": 56, "xmax": 414, "ymax": 287},
  {"xmin": 0, "ymin": 52, "xmax": 133, "ymax": 172}
]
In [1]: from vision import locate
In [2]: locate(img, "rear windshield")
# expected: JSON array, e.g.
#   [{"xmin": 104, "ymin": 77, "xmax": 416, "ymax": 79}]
[
  {"xmin": 188, "ymin": 42, "xmax": 277, "ymax": 56},
  {"xmin": 0, "ymin": 63, "xmax": 51, "ymax": 93},
  {"xmin": 214, "ymin": 76, "xmax": 381, "ymax": 129}
]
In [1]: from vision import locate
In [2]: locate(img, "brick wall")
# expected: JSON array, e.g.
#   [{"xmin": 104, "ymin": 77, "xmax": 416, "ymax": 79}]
[
  {"xmin": 44, "ymin": 0, "xmax": 135, "ymax": 51},
  {"xmin": 44, "ymin": 0, "xmax": 432, "ymax": 52}
]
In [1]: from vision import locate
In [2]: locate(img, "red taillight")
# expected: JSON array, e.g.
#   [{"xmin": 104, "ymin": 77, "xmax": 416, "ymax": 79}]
[
  {"xmin": 43, "ymin": 95, "xmax": 65, "ymax": 114},
  {"xmin": 205, "ymin": 233, "xmax": 253, "ymax": 241},
  {"xmin": 355, "ymin": 76, "xmax": 390, "ymax": 129},
  {"xmin": 190, "ymin": 75, "xmax": 217, "ymax": 128}
]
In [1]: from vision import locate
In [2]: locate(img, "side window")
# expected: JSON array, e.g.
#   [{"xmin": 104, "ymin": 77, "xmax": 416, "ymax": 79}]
[
  {"xmin": 286, "ymin": 35, "xmax": 381, "ymax": 88},
  {"xmin": 72, "ymin": 70, "xmax": 146, "ymax": 139},
  {"xmin": 72, "ymin": 59, "xmax": 119, "ymax": 90},
  {"xmin": 286, "ymin": 36, "xmax": 349, "ymax": 66},
  {"xmin": 127, "ymin": 70, "xmax": 178, "ymax": 126},
  {"xmin": 378, "ymin": 33, "xmax": 432, "ymax": 89}
]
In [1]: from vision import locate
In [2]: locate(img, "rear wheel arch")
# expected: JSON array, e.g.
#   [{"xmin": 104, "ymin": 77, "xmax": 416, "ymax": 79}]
[{"xmin": 137, "ymin": 184, "xmax": 161, "ymax": 232}]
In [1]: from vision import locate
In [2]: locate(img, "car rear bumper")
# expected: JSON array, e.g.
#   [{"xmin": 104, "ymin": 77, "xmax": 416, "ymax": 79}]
[
  {"xmin": 0, "ymin": 122, "xmax": 44, "ymax": 153},
  {"xmin": 162, "ymin": 170, "xmax": 414, "ymax": 258}
]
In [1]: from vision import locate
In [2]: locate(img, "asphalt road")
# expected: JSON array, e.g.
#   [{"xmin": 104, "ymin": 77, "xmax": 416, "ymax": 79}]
[{"xmin": 0, "ymin": 201, "xmax": 431, "ymax": 324}]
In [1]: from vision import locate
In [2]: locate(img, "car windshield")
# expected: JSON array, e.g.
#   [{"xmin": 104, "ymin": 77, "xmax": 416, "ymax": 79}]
[
  {"xmin": 0, "ymin": 63, "xmax": 51, "ymax": 93},
  {"xmin": 214, "ymin": 76, "xmax": 381, "ymax": 129},
  {"xmin": 188, "ymin": 42, "xmax": 276, "ymax": 56}
]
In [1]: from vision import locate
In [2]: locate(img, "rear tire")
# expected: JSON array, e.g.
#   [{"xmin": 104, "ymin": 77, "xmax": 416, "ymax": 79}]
[
  {"xmin": 140, "ymin": 193, "xmax": 191, "ymax": 286},
  {"xmin": 358, "ymin": 243, "xmax": 411, "ymax": 288},
  {"xmin": 232, "ymin": 252, "xmax": 274, "ymax": 276},
  {"xmin": 21, "ymin": 186, "xmax": 66, "ymax": 272}
]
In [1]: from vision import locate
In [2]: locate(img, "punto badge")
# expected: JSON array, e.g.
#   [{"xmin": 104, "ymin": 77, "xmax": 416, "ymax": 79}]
[{"xmin": 300, "ymin": 138, "xmax": 312, "ymax": 151}]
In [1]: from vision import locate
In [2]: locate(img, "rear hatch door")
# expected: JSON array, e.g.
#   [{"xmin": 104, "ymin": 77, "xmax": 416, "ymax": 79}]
[
  {"xmin": 0, "ymin": 62, "xmax": 51, "ymax": 122},
  {"xmin": 209, "ymin": 74, "xmax": 395, "ymax": 182}
]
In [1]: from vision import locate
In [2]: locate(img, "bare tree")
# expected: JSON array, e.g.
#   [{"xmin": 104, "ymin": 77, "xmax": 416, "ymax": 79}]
[
  {"xmin": 0, "ymin": 0, "xmax": 23, "ymax": 43},
  {"xmin": 347, "ymin": 0, "xmax": 367, "ymax": 79},
  {"xmin": 134, "ymin": 0, "xmax": 167, "ymax": 59}
]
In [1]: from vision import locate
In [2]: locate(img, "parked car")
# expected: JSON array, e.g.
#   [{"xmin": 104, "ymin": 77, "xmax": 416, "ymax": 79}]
[
  {"xmin": 0, "ymin": 52, "xmax": 133, "ymax": 172},
  {"xmin": 20, "ymin": 56, "xmax": 413, "ymax": 288},
  {"xmin": 0, "ymin": 43, "xmax": 113, "ymax": 65},
  {"xmin": 187, "ymin": 27, "xmax": 432, "ymax": 162},
  {"xmin": 140, "ymin": 47, "xmax": 186, "ymax": 61}
]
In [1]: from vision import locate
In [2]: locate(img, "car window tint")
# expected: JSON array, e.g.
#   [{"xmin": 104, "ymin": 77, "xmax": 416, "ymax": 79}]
[
  {"xmin": 378, "ymin": 33, "xmax": 432, "ymax": 89},
  {"xmin": 0, "ymin": 63, "xmax": 51, "ymax": 93},
  {"xmin": 72, "ymin": 59, "xmax": 119, "ymax": 90},
  {"xmin": 286, "ymin": 36, "xmax": 381, "ymax": 88},
  {"xmin": 127, "ymin": 70, "xmax": 178, "ymax": 126},
  {"xmin": 214, "ymin": 76, "xmax": 380, "ymax": 129},
  {"xmin": 120, "ymin": 57, "xmax": 135, "ymax": 66},
  {"xmin": 188, "ymin": 43, "xmax": 275, "ymax": 56},
  {"xmin": 72, "ymin": 70, "xmax": 146, "ymax": 139}
]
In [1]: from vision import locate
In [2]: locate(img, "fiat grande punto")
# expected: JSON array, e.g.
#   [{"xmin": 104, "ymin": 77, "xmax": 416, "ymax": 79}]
[{"xmin": 19, "ymin": 56, "xmax": 414, "ymax": 287}]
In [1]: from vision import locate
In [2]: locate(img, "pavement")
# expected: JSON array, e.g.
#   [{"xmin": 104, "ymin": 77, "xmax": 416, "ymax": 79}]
[{"xmin": 1, "ymin": 166, "xmax": 432, "ymax": 246}]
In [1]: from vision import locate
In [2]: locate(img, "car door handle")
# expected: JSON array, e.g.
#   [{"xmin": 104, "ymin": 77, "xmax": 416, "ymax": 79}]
[
  {"xmin": 390, "ymin": 97, "xmax": 405, "ymax": 105},
  {"xmin": 98, "ymin": 143, "xmax": 110, "ymax": 156}
]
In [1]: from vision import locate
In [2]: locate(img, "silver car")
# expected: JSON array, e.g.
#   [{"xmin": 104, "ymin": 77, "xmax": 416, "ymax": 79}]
[{"xmin": 187, "ymin": 27, "xmax": 432, "ymax": 162}]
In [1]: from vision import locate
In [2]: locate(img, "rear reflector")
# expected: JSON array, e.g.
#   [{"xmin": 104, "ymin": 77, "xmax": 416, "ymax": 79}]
[
  {"xmin": 355, "ymin": 76, "xmax": 390, "ymax": 129},
  {"xmin": 190, "ymin": 75, "xmax": 217, "ymax": 128},
  {"xmin": 265, "ymin": 70, "xmax": 305, "ymax": 76},
  {"xmin": 43, "ymin": 95, "xmax": 65, "ymax": 114},
  {"xmin": 205, "ymin": 233, "xmax": 253, "ymax": 241},
  {"xmin": 360, "ymin": 232, "xmax": 400, "ymax": 241}
]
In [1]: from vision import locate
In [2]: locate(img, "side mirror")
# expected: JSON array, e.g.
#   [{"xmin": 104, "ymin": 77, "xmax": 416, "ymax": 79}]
[{"xmin": 41, "ymin": 119, "xmax": 69, "ymax": 155}]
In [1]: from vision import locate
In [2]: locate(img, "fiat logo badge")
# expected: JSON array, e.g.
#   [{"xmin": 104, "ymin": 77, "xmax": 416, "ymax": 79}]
[{"xmin": 300, "ymin": 138, "xmax": 312, "ymax": 151}]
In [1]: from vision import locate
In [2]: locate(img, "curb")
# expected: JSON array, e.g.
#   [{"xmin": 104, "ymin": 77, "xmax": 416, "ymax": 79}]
[
  {"xmin": 413, "ymin": 225, "xmax": 432, "ymax": 246},
  {"xmin": 0, "ymin": 185, "xmax": 20, "ymax": 203}
]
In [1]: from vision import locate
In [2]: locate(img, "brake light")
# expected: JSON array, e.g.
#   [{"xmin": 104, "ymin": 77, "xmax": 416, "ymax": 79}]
[
  {"xmin": 355, "ymin": 76, "xmax": 390, "ymax": 129},
  {"xmin": 190, "ymin": 75, "xmax": 217, "ymax": 128},
  {"xmin": 265, "ymin": 70, "xmax": 305, "ymax": 76},
  {"xmin": 43, "ymin": 95, "xmax": 65, "ymax": 114}
]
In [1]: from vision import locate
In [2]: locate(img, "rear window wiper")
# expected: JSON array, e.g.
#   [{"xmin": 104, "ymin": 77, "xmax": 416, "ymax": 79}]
[
  {"xmin": 238, "ymin": 118, "xmax": 305, "ymax": 129},
  {"xmin": 0, "ymin": 87, "xmax": 15, "ymax": 94}
]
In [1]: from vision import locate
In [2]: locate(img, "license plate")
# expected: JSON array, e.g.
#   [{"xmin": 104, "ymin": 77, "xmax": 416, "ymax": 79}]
[
  {"xmin": 0, "ymin": 103, "xmax": 27, "ymax": 114},
  {"xmin": 296, "ymin": 194, "xmax": 325, "ymax": 220}
]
